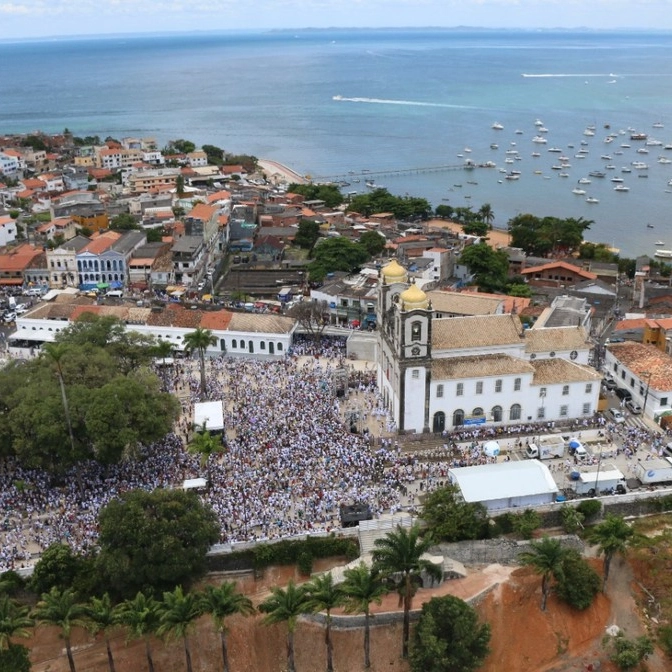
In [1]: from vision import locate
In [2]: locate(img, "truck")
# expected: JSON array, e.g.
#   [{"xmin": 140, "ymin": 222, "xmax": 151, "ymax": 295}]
[
  {"xmin": 526, "ymin": 435, "xmax": 566, "ymax": 460},
  {"xmin": 634, "ymin": 457, "xmax": 672, "ymax": 485},
  {"xmin": 277, "ymin": 286, "xmax": 294, "ymax": 303},
  {"xmin": 570, "ymin": 468, "xmax": 626, "ymax": 496}
]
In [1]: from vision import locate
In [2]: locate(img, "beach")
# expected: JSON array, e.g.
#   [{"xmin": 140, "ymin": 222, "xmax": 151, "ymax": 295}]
[{"xmin": 257, "ymin": 159, "xmax": 309, "ymax": 186}]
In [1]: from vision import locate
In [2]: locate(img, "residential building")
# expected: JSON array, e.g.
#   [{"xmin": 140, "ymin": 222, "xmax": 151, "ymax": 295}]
[
  {"xmin": 46, "ymin": 235, "xmax": 89, "ymax": 287},
  {"xmin": 376, "ymin": 260, "xmax": 599, "ymax": 433},
  {"xmin": 127, "ymin": 168, "xmax": 181, "ymax": 194},
  {"xmin": 171, "ymin": 235, "xmax": 206, "ymax": 287},
  {"xmin": 0, "ymin": 244, "xmax": 44, "ymax": 289},
  {"xmin": 0, "ymin": 215, "xmax": 17, "ymax": 246},
  {"xmin": 76, "ymin": 230, "xmax": 146, "ymax": 289},
  {"xmin": 521, "ymin": 260, "xmax": 598, "ymax": 288},
  {"xmin": 35, "ymin": 216, "xmax": 77, "ymax": 243}
]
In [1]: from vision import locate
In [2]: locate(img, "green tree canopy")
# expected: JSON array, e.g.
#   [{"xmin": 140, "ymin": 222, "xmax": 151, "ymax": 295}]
[
  {"xmin": 308, "ymin": 237, "xmax": 370, "ymax": 282},
  {"xmin": 288, "ymin": 183, "xmax": 344, "ymax": 209},
  {"xmin": 459, "ymin": 242, "xmax": 510, "ymax": 293},
  {"xmin": 347, "ymin": 188, "xmax": 431, "ymax": 220},
  {"xmin": 508, "ymin": 213, "xmax": 592, "ymax": 256},
  {"xmin": 421, "ymin": 485, "xmax": 489, "ymax": 542},
  {"xmin": 164, "ymin": 139, "xmax": 196, "ymax": 154},
  {"xmin": 589, "ymin": 515, "xmax": 637, "ymax": 592},
  {"xmin": 202, "ymin": 144, "xmax": 224, "ymax": 165},
  {"xmin": 110, "ymin": 213, "xmax": 140, "ymax": 231},
  {"xmin": 554, "ymin": 550, "xmax": 601, "ymax": 610},
  {"xmin": 30, "ymin": 543, "xmax": 85, "ymax": 596},
  {"xmin": 358, "ymin": 230, "xmax": 386, "ymax": 256},
  {"xmin": 519, "ymin": 536, "xmax": 569, "ymax": 611},
  {"xmin": 0, "ymin": 595, "xmax": 32, "ymax": 651},
  {"xmin": 410, "ymin": 595, "xmax": 491, "ymax": 672},
  {"xmin": 97, "ymin": 489, "xmax": 220, "ymax": 599},
  {"xmin": 293, "ymin": 219, "xmax": 322, "ymax": 250},
  {"xmin": 0, "ymin": 643, "xmax": 31, "ymax": 672}
]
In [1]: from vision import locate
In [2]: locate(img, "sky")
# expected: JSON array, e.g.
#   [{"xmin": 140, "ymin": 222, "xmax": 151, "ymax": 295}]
[{"xmin": 2, "ymin": 0, "xmax": 672, "ymax": 39}]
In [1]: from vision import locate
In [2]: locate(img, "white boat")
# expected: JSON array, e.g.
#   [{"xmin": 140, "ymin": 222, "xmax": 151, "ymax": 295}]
[
  {"xmin": 655, "ymin": 241, "xmax": 666, "ymax": 246},
  {"xmin": 586, "ymin": 197, "xmax": 600, "ymax": 203},
  {"xmin": 572, "ymin": 188, "xmax": 586, "ymax": 195},
  {"xmin": 621, "ymin": 167, "xmax": 632, "ymax": 173},
  {"xmin": 534, "ymin": 119, "xmax": 544, "ymax": 126},
  {"xmin": 538, "ymin": 126, "xmax": 549, "ymax": 133},
  {"xmin": 653, "ymin": 122, "xmax": 664, "ymax": 129},
  {"xmin": 611, "ymin": 177, "xmax": 624, "ymax": 183},
  {"xmin": 659, "ymin": 157, "xmax": 672, "ymax": 164},
  {"xmin": 584, "ymin": 128, "xmax": 595, "ymax": 136},
  {"xmin": 578, "ymin": 177, "xmax": 591, "ymax": 184},
  {"xmin": 655, "ymin": 249, "xmax": 672, "ymax": 259},
  {"xmin": 632, "ymin": 161, "xmax": 648, "ymax": 169},
  {"xmin": 505, "ymin": 158, "xmax": 514, "ymax": 164},
  {"xmin": 492, "ymin": 122, "xmax": 504, "ymax": 130},
  {"xmin": 505, "ymin": 149, "xmax": 518, "ymax": 154},
  {"xmin": 637, "ymin": 148, "xmax": 649, "ymax": 154},
  {"xmin": 490, "ymin": 143, "xmax": 499, "ymax": 149},
  {"xmin": 600, "ymin": 155, "xmax": 612, "ymax": 160},
  {"xmin": 505, "ymin": 174, "xmax": 520, "ymax": 180},
  {"xmin": 548, "ymin": 147, "xmax": 562, "ymax": 153},
  {"xmin": 646, "ymin": 139, "xmax": 663, "ymax": 146},
  {"xmin": 515, "ymin": 129, "xmax": 523, "ymax": 134},
  {"xmin": 664, "ymin": 144, "xmax": 672, "ymax": 150},
  {"xmin": 559, "ymin": 172, "xmax": 570, "ymax": 178},
  {"xmin": 614, "ymin": 184, "xmax": 630, "ymax": 192},
  {"xmin": 531, "ymin": 152, "xmax": 541, "ymax": 157},
  {"xmin": 532, "ymin": 135, "xmax": 547, "ymax": 144}
]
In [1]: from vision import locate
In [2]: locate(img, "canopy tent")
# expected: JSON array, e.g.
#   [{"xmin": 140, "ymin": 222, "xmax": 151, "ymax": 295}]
[
  {"xmin": 97, "ymin": 282, "xmax": 110, "ymax": 290},
  {"xmin": 182, "ymin": 478, "xmax": 207, "ymax": 491},
  {"xmin": 109, "ymin": 280, "xmax": 123, "ymax": 289},
  {"xmin": 193, "ymin": 400, "xmax": 225, "ymax": 432},
  {"xmin": 569, "ymin": 439, "xmax": 582, "ymax": 449},
  {"xmin": 483, "ymin": 440, "xmax": 500, "ymax": 457}
]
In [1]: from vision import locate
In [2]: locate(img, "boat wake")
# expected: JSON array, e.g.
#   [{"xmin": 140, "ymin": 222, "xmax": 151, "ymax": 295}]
[
  {"xmin": 522, "ymin": 73, "xmax": 619, "ymax": 78},
  {"xmin": 332, "ymin": 95, "xmax": 473, "ymax": 109}
]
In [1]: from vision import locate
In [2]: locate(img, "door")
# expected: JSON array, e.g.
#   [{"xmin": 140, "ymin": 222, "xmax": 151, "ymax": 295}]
[{"xmin": 432, "ymin": 411, "xmax": 445, "ymax": 433}]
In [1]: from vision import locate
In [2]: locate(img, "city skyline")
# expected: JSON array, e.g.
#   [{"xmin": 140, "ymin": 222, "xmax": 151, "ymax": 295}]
[{"xmin": 3, "ymin": 0, "xmax": 672, "ymax": 40}]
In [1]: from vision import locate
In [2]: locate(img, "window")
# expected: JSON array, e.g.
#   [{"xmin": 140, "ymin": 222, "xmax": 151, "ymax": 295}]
[
  {"xmin": 277, "ymin": 343, "xmax": 283, "ymax": 351},
  {"xmin": 456, "ymin": 383, "xmax": 464, "ymax": 397},
  {"xmin": 491, "ymin": 405, "xmax": 503, "ymax": 422},
  {"xmin": 412, "ymin": 370, "xmax": 420, "ymax": 379},
  {"xmin": 411, "ymin": 321, "xmax": 422, "ymax": 342},
  {"xmin": 220, "ymin": 339, "xmax": 226, "ymax": 352},
  {"xmin": 495, "ymin": 379, "xmax": 502, "ymax": 393},
  {"xmin": 232, "ymin": 339, "xmax": 237, "ymax": 348},
  {"xmin": 510, "ymin": 404, "xmax": 522, "ymax": 421},
  {"xmin": 621, "ymin": 370, "xmax": 626, "ymax": 379},
  {"xmin": 476, "ymin": 381, "xmax": 483, "ymax": 395},
  {"xmin": 539, "ymin": 387, "xmax": 547, "ymax": 398},
  {"xmin": 452, "ymin": 409, "xmax": 464, "ymax": 427},
  {"xmin": 582, "ymin": 403, "xmax": 591, "ymax": 415},
  {"xmin": 537, "ymin": 406, "xmax": 546, "ymax": 419},
  {"xmin": 585, "ymin": 383, "xmax": 593, "ymax": 393},
  {"xmin": 260, "ymin": 341, "xmax": 266, "ymax": 350},
  {"xmin": 514, "ymin": 377, "xmax": 521, "ymax": 391},
  {"xmin": 613, "ymin": 364, "xmax": 618, "ymax": 372},
  {"xmin": 562, "ymin": 385, "xmax": 569, "ymax": 396},
  {"xmin": 472, "ymin": 407, "xmax": 484, "ymax": 417},
  {"xmin": 661, "ymin": 397, "xmax": 668, "ymax": 406},
  {"xmin": 629, "ymin": 377, "xmax": 634, "ymax": 387},
  {"xmin": 559, "ymin": 405, "xmax": 568, "ymax": 417},
  {"xmin": 436, "ymin": 384, "xmax": 444, "ymax": 398}
]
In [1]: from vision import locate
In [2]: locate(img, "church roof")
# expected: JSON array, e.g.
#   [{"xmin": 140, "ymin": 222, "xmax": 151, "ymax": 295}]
[
  {"xmin": 427, "ymin": 290, "xmax": 503, "ymax": 316},
  {"xmin": 400, "ymin": 283, "xmax": 429, "ymax": 310},
  {"xmin": 524, "ymin": 326, "xmax": 590, "ymax": 353},
  {"xmin": 381, "ymin": 259, "xmax": 407, "ymax": 282},
  {"xmin": 531, "ymin": 358, "xmax": 602, "ymax": 385},
  {"xmin": 432, "ymin": 314, "xmax": 524, "ymax": 350},
  {"xmin": 432, "ymin": 354, "xmax": 534, "ymax": 380}
]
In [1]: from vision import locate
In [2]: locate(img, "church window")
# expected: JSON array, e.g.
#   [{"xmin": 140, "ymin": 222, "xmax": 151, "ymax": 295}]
[
  {"xmin": 411, "ymin": 321, "xmax": 422, "ymax": 342},
  {"xmin": 456, "ymin": 383, "xmax": 464, "ymax": 396},
  {"xmin": 491, "ymin": 405, "xmax": 503, "ymax": 422},
  {"xmin": 475, "ymin": 381, "xmax": 483, "ymax": 395},
  {"xmin": 510, "ymin": 404, "xmax": 522, "ymax": 421},
  {"xmin": 452, "ymin": 409, "xmax": 464, "ymax": 427},
  {"xmin": 436, "ymin": 384, "xmax": 444, "ymax": 398}
]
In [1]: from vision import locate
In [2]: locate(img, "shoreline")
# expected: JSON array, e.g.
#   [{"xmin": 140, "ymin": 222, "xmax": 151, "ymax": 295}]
[{"xmin": 257, "ymin": 158, "xmax": 309, "ymax": 185}]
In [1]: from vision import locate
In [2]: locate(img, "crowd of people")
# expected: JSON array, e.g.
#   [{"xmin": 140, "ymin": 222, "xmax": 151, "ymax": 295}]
[{"xmin": 2, "ymin": 333, "xmax": 672, "ymax": 573}]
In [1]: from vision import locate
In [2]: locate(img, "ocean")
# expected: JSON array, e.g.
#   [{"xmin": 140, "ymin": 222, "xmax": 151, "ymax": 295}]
[{"xmin": 2, "ymin": 29, "xmax": 672, "ymax": 257}]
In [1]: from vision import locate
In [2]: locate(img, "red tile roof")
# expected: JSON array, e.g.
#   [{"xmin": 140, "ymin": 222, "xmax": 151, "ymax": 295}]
[{"xmin": 522, "ymin": 260, "xmax": 597, "ymax": 280}]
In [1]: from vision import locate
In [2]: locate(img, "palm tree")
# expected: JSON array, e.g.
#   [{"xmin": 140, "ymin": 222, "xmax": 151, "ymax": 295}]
[
  {"xmin": 199, "ymin": 581, "xmax": 255, "ymax": 672},
  {"xmin": 151, "ymin": 340, "xmax": 175, "ymax": 391},
  {"xmin": 41, "ymin": 342, "xmax": 76, "ymax": 461},
  {"xmin": 117, "ymin": 591, "xmax": 160, "ymax": 672},
  {"xmin": 188, "ymin": 421, "xmax": 223, "ymax": 471},
  {"xmin": 519, "ymin": 536, "xmax": 568, "ymax": 611},
  {"xmin": 259, "ymin": 580, "xmax": 310, "ymax": 672},
  {"xmin": 156, "ymin": 586, "xmax": 202, "ymax": 672},
  {"xmin": 478, "ymin": 203, "xmax": 495, "ymax": 228},
  {"xmin": 304, "ymin": 573, "xmax": 344, "ymax": 672},
  {"xmin": 183, "ymin": 327, "xmax": 217, "ymax": 397},
  {"xmin": 0, "ymin": 595, "xmax": 33, "ymax": 651},
  {"xmin": 340, "ymin": 563, "xmax": 387, "ymax": 669},
  {"xmin": 32, "ymin": 586, "xmax": 87, "ymax": 672},
  {"xmin": 84, "ymin": 593, "xmax": 120, "ymax": 672},
  {"xmin": 371, "ymin": 524, "xmax": 442, "ymax": 659},
  {"xmin": 589, "ymin": 515, "xmax": 636, "ymax": 592}
]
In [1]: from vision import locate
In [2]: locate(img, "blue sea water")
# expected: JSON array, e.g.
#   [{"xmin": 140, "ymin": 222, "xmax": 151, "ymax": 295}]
[{"xmin": 2, "ymin": 29, "xmax": 672, "ymax": 256}]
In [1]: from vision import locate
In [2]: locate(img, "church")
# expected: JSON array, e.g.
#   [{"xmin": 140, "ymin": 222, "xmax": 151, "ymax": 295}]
[{"xmin": 375, "ymin": 259, "xmax": 601, "ymax": 434}]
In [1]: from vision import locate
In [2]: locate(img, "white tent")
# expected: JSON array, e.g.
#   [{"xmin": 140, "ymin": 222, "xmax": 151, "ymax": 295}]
[
  {"xmin": 193, "ymin": 400, "xmax": 224, "ymax": 432},
  {"xmin": 482, "ymin": 440, "xmax": 500, "ymax": 457},
  {"xmin": 182, "ymin": 478, "xmax": 207, "ymax": 491}
]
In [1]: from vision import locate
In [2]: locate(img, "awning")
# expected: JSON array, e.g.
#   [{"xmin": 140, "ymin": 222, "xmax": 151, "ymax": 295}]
[
  {"xmin": 0, "ymin": 279, "xmax": 23, "ymax": 286},
  {"xmin": 110, "ymin": 280, "xmax": 123, "ymax": 289},
  {"xmin": 97, "ymin": 282, "xmax": 110, "ymax": 290}
]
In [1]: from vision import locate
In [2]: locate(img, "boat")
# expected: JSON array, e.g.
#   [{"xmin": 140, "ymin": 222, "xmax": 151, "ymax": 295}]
[
  {"xmin": 551, "ymin": 165, "xmax": 563, "ymax": 170},
  {"xmin": 605, "ymin": 165, "xmax": 616, "ymax": 170},
  {"xmin": 531, "ymin": 152, "xmax": 541, "ymax": 157},
  {"xmin": 532, "ymin": 136, "xmax": 547, "ymax": 144},
  {"xmin": 505, "ymin": 174, "xmax": 520, "ymax": 180},
  {"xmin": 655, "ymin": 241, "xmax": 665, "ymax": 246},
  {"xmin": 548, "ymin": 147, "xmax": 562, "ymax": 153},
  {"xmin": 572, "ymin": 188, "xmax": 586, "ymax": 195},
  {"xmin": 584, "ymin": 128, "xmax": 595, "ymax": 136},
  {"xmin": 638, "ymin": 173, "xmax": 649, "ymax": 178},
  {"xmin": 600, "ymin": 155, "xmax": 612, "ymax": 160},
  {"xmin": 505, "ymin": 158, "xmax": 514, "ymax": 164},
  {"xmin": 659, "ymin": 157, "xmax": 672, "ymax": 164},
  {"xmin": 506, "ymin": 149, "xmax": 519, "ymax": 154},
  {"xmin": 492, "ymin": 122, "xmax": 504, "ymax": 130},
  {"xmin": 585, "ymin": 197, "xmax": 600, "ymax": 203},
  {"xmin": 559, "ymin": 172, "xmax": 570, "ymax": 178},
  {"xmin": 621, "ymin": 143, "xmax": 631, "ymax": 148},
  {"xmin": 664, "ymin": 144, "xmax": 672, "ymax": 150},
  {"xmin": 646, "ymin": 139, "xmax": 663, "ymax": 146},
  {"xmin": 538, "ymin": 126, "xmax": 549, "ymax": 133},
  {"xmin": 611, "ymin": 177, "xmax": 624, "ymax": 183},
  {"xmin": 534, "ymin": 119, "xmax": 544, "ymax": 127},
  {"xmin": 490, "ymin": 143, "xmax": 499, "ymax": 149},
  {"xmin": 655, "ymin": 249, "xmax": 672, "ymax": 259},
  {"xmin": 621, "ymin": 167, "xmax": 632, "ymax": 173},
  {"xmin": 653, "ymin": 122, "xmax": 664, "ymax": 129},
  {"xmin": 575, "ymin": 154, "xmax": 586, "ymax": 159},
  {"xmin": 515, "ymin": 129, "xmax": 523, "ymax": 134},
  {"xmin": 637, "ymin": 148, "xmax": 650, "ymax": 154},
  {"xmin": 631, "ymin": 132, "xmax": 648, "ymax": 141},
  {"xmin": 632, "ymin": 161, "xmax": 648, "ymax": 169},
  {"xmin": 614, "ymin": 184, "xmax": 630, "ymax": 191},
  {"xmin": 647, "ymin": 224, "xmax": 655, "ymax": 229},
  {"xmin": 578, "ymin": 177, "xmax": 591, "ymax": 184},
  {"xmin": 589, "ymin": 170, "xmax": 606, "ymax": 178}
]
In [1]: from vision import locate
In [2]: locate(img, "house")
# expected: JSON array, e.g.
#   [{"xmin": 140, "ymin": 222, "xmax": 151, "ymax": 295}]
[
  {"xmin": 35, "ymin": 216, "xmax": 77, "ymax": 243},
  {"xmin": 46, "ymin": 235, "xmax": 90, "ymax": 287},
  {"xmin": 0, "ymin": 244, "xmax": 44, "ymax": 288},
  {"xmin": 376, "ymin": 260, "xmax": 600, "ymax": 434},
  {"xmin": 171, "ymin": 236, "xmax": 206, "ymax": 287},
  {"xmin": 521, "ymin": 261, "xmax": 597, "ymax": 288},
  {"xmin": 76, "ymin": 230, "xmax": 146, "ymax": 289},
  {"xmin": 128, "ymin": 242, "xmax": 171, "ymax": 287},
  {"xmin": 126, "ymin": 168, "xmax": 181, "ymax": 194},
  {"xmin": 0, "ymin": 215, "xmax": 18, "ymax": 246},
  {"xmin": 427, "ymin": 290, "xmax": 504, "ymax": 318}
]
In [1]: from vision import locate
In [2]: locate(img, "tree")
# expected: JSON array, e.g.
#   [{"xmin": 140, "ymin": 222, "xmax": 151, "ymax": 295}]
[
  {"xmin": 30, "ymin": 543, "xmax": 83, "ymax": 596},
  {"xmin": 97, "ymin": 489, "xmax": 220, "ymax": 599},
  {"xmin": 176, "ymin": 174, "xmax": 186, "ymax": 197},
  {"xmin": 0, "ymin": 643, "xmax": 32, "ymax": 672},
  {"xmin": 434, "ymin": 204, "xmax": 454, "ymax": 219},
  {"xmin": 603, "ymin": 632, "xmax": 654, "ymax": 670},
  {"xmin": 184, "ymin": 328, "xmax": 217, "ymax": 397},
  {"xmin": 293, "ymin": 219, "xmax": 321, "ymax": 251},
  {"xmin": 84, "ymin": 594, "xmax": 121, "ymax": 672},
  {"xmin": 340, "ymin": 563, "xmax": 387, "ymax": 669},
  {"xmin": 188, "ymin": 422, "xmax": 222, "ymax": 470},
  {"xmin": 478, "ymin": 203, "xmax": 495, "ymax": 228},
  {"xmin": 409, "ymin": 595, "xmax": 490, "ymax": 672},
  {"xmin": 421, "ymin": 485, "xmax": 489, "ymax": 542},
  {"xmin": 308, "ymin": 237, "xmax": 370, "ymax": 282},
  {"xmin": 287, "ymin": 299, "xmax": 329, "ymax": 342},
  {"xmin": 165, "ymin": 139, "xmax": 196, "ymax": 154},
  {"xmin": 157, "ymin": 586, "xmax": 202, "ymax": 672},
  {"xmin": 41, "ymin": 342, "xmax": 77, "ymax": 462},
  {"xmin": 506, "ymin": 283, "xmax": 532, "ymax": 298},
  {"xmin": 589, "ymin": 515, "xmax": 636, "ymax": 592},
  {"xmin": 371, "ymin": 524, "xmax": 442, "ymax": 659},
  {"xmin": 458, "ymin": 242, "xmax": 509, "ymax": 293},
  {"xmin": 554, "ymin": 550, "xmax": 601, "ymax": 611},
  {"xmin": 519, "ymin": 536, "xmax": 568, "ymax": 611},
  {"xmin": 462, "ymin": 220, "xmax": 489, "ymax": 237},
  {"xmin": 359, "ymin": 230, "xmax": 386, "ymax": 256},
  {"xmin": 199, "ymin": 581, "xmax": 255, "ymax": 672},
  {"xmin": 32, "ymin": 587, "xmax": 87, "ymax": 672},
  {"xmin": 202, "ymin": 144, "xmax": 224, "ymax": 165},
  {"xmin": 117, "ymin": 592, "xmax": 160, "ymax": 672},
  {"xmin": 110, "ymin": 213, "xmax": 139, "ymax": 231},
  {"xmin": 288, "ymin": 183, "xmax": 344, "ymax": 209},
  {"xmin": 0, "ymin": 595, "xmax": 32, "ymax": 651},
  {"xmin": 305, "ymin": 573, "xmax": 344, "ymax": 672},
  {"xmin": 259, "ymin": 581, "xmax": 310, "ymax": 672}
]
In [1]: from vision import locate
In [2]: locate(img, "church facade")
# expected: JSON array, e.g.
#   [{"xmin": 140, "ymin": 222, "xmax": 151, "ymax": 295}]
[{"xmin": 376, "ymin": 260, "xmax": 601, "ymax": 434}]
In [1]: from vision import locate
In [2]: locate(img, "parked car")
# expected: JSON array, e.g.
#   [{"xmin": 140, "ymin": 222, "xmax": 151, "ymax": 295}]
[
  {"xmin": 602, "ymin": 375, "xmax": 617, "ymax": 390},
  {"xmin": 607, "ymin": 408, "xmax": 626, "ymax": 423},
  {"xmin": 2, "ymin": 311, "xmax": 16, "ymax": 323},
  {"xmin": 197, "ymin": 280, "xmax": 206, "ymax": 291},
  {"xmin": 625, "ymin": 400, "xmax": 642, "ymax": 415},
  {"xmin": 615, "ymin": 387, "xmax": 632, "ymax": 401}
]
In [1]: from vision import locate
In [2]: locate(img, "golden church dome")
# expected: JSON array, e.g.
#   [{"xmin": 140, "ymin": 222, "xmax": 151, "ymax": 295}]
[
  {"xmin": 400, "ymin": 283, "xmax": 429, "ymax": 311},
  {"xmin": 381, "ymin": 259, "xmax": 408, "ymax": 283}
]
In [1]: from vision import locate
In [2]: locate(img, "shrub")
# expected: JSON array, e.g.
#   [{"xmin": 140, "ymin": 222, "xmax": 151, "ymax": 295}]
[
  {"xmin": 657, "ymin": 624, "xmax": 672, "ymax": 657},
  {"xmin": 554, "ymin": 550, "xmax": 601, "ymax": 610},
  {"xmin": 560, "ymin": 505, "xmax": 585, "ymax": 534},
  {"xmin": 603, "ymin": 633, "xmax": 654, "ymax": 670},
  {"xmin": 0, "ymin": 570, "xmax": 26, "ymax": 596},
  {"xmin": 492, "ymin": 512, "xmax": 515, "ymax": 535},
  {"xmin": 297, "ymin": 551, "xmax": 313, "ymax": 576},
  {"xmin": 513, "ymin": 509, "xmax": 541, "ymax": 540},
  {"xmin": 576, "ymin": 499, "xmax": 602, "ymax": 521}
]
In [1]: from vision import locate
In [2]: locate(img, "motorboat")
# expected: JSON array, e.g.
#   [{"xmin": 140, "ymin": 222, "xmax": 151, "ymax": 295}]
[
  {"xmin": 589, "ymin": 170, "xmax": 606, "ymax": 178},
  {"xmin": 637, "ymin": 148, "xmax": 650, "ymax": 154},
  {"xmin": 655, "ymin": 241, "xmax": 666, "ymax": 246},
  {"xmin": 548, "ymin": 147, "xmax": 562, "ymax": 153},
  {"xmin": 621, "ymin": 167, "xmax": 632, "ymax": 173},
  {"xmin": 659, "ymin": 157, "xmax": 672, "ymax": 164},
  {"xmin": 646, "ymin": 139, "xmax": 663, "ymax": 146},
  {"xmin": 655, "ymin": 249, "xmax": 672, "ymax": 259},
  {"xmin": 490, "ymin": 143, "xmax": 499, "ymax": 149},
  {"xmin": 631, "ymin": 132, "xmax": 648, "ymax": 140},
  {"xmin": 586, "ymin": 197, "xmax": 599, "ymax": 203},
  {"xmin": 578, "ymin": 177, "xmax": 591, "ymax": 184},
  {"xmin": 492, "ymin": 122, "xmax": 504, "ymax": 130},
  {"xmin": 611, "ymin": 177, "xmax": 624, "ymax": 183},
  {"xmin": 559, "ymin": 172, "xmax": 570, "ymax": 178},
  {"xmin": 515, "ymin": 129, "xmax": 524, "ymax": 135},
  {"xmin": 572, "ymin": 188, "xmax": 586, "ymax": 195},
  {"xmin": 632, "ymin": 161, "xmax": 648, "ymax": 169},
  {"xmin": 600, "ymin": 155, "xmax": 612, "ymax": 160},
  {"xmin": 538, "ymin": 126, "xmax": 549, "ymax": 133},
  {"xmin": 505, "ymin": 173, "xmax": 520, "ymax": 180},
  {"xmin": 614, "ymin": 184, "xmax": 630, "ymax": 191},
  {"xmin": 647, "ymin": 224, "xmax": 655, "ymax": 228},
  {"xmin": 584, "ymin": 128, "xmax": 596, "ymax": 136},
  {"xmin": 534, "ymin": 119, "xmax": 544, "ymax": 126},
  {"xmin": 532, "ymin": 136, "xmax": 547, "ymax": 144},
  {"xmin": 531, "ymin": 152, "xmax": 541, "ymax": 157},
  {"xmin": 653, "ymin": 122, "xmax": 664, "ymax": 129}
]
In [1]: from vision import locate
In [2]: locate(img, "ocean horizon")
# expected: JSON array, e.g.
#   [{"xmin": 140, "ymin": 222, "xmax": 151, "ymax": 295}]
[{"xmin": 2, "ymin": 28, "xmax": 672, "ymax": 257}]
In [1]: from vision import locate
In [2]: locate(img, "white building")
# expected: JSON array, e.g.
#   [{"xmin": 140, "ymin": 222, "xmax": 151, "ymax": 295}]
[
  {"xmin": 448, "ymin": 460, "xmax": 559, "ymax": 512},
  {"xmin": 0, "ymin": 152, "xmax": 21, "ymax": 175},
  {"xmin": 0, "ymin": 215, "xmax": 18, "ymax": 246},
  {"xmin": 376, "ymin": 260, "xmax": 600, "ymax": 433}
]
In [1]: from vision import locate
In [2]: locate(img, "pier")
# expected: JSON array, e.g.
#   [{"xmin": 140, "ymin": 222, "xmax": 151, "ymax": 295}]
[{"xmin": 312, "ymin": 162, "xmax": 490, "ymax": 182}]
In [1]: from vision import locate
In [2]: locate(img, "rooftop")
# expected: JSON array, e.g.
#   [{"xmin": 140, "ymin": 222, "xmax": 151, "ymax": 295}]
[
  {"xmin": 432, "ymin": 354, "xmax": 533, "ymax": 381},
  {"xmin": 524, "ymin": 326, "xmax": 590, "ymax": 353},
  {"xmin": 607, "ymin": 342, "xmax": 672, "ymax": 391},
  {"xmin": 531, "ymin": 358, "xmax": 602, "ymax": 385},
  {"xmin": 428, "ymin": 290, "xmax": 503, "ymax": 316},
  {"xmin": 432, "ymin": 314, "xmax": 524, "ymax": 351}
]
